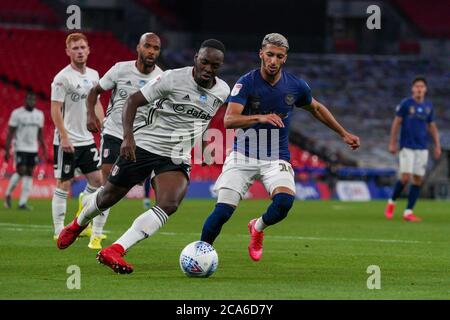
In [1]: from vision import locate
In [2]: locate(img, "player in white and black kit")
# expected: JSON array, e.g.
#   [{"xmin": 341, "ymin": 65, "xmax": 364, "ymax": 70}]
[
  {"xmin": 3, "ymin": 92, "xmax": 46, "ymax": 210},
  {"xmin": 50, "ymin": 33, "xmax": 104, "ymax": 243},
  {"xmin": 85, "ymin": 33, "xmax": 163, "ymax": 248},
  {"xmin": 57, "ymin": 39, "xmax": 230, "ymax": 274}
]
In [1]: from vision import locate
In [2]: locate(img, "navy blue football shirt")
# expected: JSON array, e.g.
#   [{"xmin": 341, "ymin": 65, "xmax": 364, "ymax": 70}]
[
  {"xmin": 396, "ymin": 97, "xmax": 434, "ymax": 150},
  {"xmin": 228, "ymin": 69, "xmax": 312, "ymax": 161}
]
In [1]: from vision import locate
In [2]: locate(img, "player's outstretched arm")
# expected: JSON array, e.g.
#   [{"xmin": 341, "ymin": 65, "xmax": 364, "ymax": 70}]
[
  {"xmin": 3, "ymin": 126, "xmax": 16, "ymax": 161},
  {"xmin": 428, "ymin": 122, "xmax": 442, "ymax": 159},
  {"xmin": 120, "ymin": 91, "xmax": 149, "ymax": 162},
  {"xmin": 86, "ymin": 84, "xmax": 105, "ymax": 133},
  {"xmin": 388, "ymin": 116, "xmax": 402, "ymax": 154},
  {"xmin": 51, "ymin": 101, "xmax": 74, "ymax": 153},
  {"xmin": 303, "ymin": 98, "xmax": 360, "ymax": 150},
  {"xmin": 224, "ymin": 102, "xmax": 285, "ymax": 129}
]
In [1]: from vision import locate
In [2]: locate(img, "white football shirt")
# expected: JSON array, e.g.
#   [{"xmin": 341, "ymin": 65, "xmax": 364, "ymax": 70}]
[
  {"xmin": 137, "ymin": 66, "xmax": 230, "ymax": 164},
  {"xmin": 8, "ymin": 107, "xmax": 44, "ymax": 153},
  {"xmin": 51, "ymin": 65, "xmax": 99, "ymax": 146},
  {"xmin": 98, "ymin": 60, "xmax": 163, "ymax": 140}
]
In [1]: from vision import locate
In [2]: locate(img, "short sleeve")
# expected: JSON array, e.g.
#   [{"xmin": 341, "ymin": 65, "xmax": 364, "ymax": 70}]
[
  {"xmin": 228, "ymin": 76, "xmax": 250, "ymax": 106},
  {"xmin": 51, "ymin": 75, "xmax": 67, "ymax": 102},
  {"xmin": 8, "ymin": 110, "xmax": 18, "ymax": 127},
  {"xmin": 99, "ymin": 64, "xmax": 118, "ymax": 91},
  {"xmin": 140, "ymin": 71, "xmax": 172, "ymax": 104},
  {"xmin": 395, "ymin": 100, "xmax": 408, "ymax": 118},
  {"xmin": 295, "ymin": 79, "xmax": 312, "ymax": 107}
]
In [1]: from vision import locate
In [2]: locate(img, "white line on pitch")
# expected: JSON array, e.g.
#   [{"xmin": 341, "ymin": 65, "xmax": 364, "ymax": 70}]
[
  {"xmin": 0, "ymin": 223, "xmax": 432, "ymax": 244},
  {"xmin": 158, "ymin": 232, "xmax": 432, "ymax": 244}
]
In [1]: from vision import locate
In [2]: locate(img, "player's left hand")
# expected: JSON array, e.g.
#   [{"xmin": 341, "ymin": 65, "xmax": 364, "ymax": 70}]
[
  {"xmin": 434, "ymin": 146, "xmax": 442, "ymax": 159},
  {"xmin": 342, "ymin": 132, "xmax": 360, "ymax": 150}
]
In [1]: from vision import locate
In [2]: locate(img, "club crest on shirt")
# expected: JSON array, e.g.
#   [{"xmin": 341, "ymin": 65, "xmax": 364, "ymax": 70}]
[
  {"xmin": 199, "ymin": 94, "xmax": 207, "ymax": 104},
  {"xmin": 285, "ymin": 94, "xmax": 295, "ymax": 105},
  {"xmin": 138, "ymin": 80, "xmax": 146, "ymax": 88}
]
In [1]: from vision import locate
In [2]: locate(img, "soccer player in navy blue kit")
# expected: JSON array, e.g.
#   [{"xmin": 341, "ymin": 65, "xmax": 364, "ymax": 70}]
[
  {"xmin": 200, "ymin": 33, "xmax": 360, "ymax": 261},
  {"xmin": 385, "ymin": 76, "xmax": 441, "ymax": 222}
]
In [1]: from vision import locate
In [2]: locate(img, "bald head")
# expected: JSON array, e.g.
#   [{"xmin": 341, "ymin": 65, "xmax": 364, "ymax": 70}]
[
  {"xmin": 139, "ymin": 32, "xmax": 161, "ymax": 46},
  {"xmin": 136, "ymin": 32, "xmax": 161, "ymax": 73}
]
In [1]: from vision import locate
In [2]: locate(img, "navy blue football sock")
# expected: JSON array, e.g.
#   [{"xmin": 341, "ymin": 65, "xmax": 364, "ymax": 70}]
[
  {"xmin": 407, "ymin": 185, "xmax": 421, "ymax": 210},
  {"xmin": 391, "ymin": 180, "xmax": 406, "ymax": 201},
  {"xmin": 201, "ymin": 203, "xmax": 235, "ymax": 245},
  {"xmin": 262, "ymin": 193, "xmax": 295, "ymax": 226}
]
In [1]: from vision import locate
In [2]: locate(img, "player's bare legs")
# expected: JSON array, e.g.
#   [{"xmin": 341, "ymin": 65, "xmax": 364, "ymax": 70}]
[
  {"xmin": 97, "ymin": 170, "xmax": 189, "ymax": 274},
  {"xmin": 248, "ymin": 187, "xmax": 295, "ymax": 261}
]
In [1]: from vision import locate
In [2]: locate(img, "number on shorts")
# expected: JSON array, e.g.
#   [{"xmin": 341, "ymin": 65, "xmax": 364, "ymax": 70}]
[
  {"xmin": 90, "ymin": 148, "xmax": 100, "ymax": 162},
  {"xmin": 279, "ymin": 162, "xmax": 294, "ymax": 176}
]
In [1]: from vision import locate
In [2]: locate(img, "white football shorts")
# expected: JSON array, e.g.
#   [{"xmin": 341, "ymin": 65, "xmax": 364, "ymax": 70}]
[
  {"xmin": 399, "ymin": 147, "xmax": 429, "ymax": 176},
  {"xmin": 213, "ymin": 151, "xmax": 296, "ymax": 198}
]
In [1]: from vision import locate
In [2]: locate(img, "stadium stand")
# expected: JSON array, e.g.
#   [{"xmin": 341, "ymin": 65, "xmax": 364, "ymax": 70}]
[
  {"xmin": 391, "ymin": 0, "xmax": 450, "ymax": 38},
  {"xmin": 0, "ymin": 0, "xmax": 60, "ymax": 26}
]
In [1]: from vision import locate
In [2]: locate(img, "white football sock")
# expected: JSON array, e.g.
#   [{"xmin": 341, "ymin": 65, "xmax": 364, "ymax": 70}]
[
  {"xmin": 404, "ymin": 209, "xmax": 413, "ymax": 216},
  {"xmin": 5, "ymin": 173, "xmax": 21, "ymax": 196},
  {"xmin": 388, "ymin": 199, "xmax": 395, "ymax": 205},
  {"xmin": 92, "ymin": 209, "xmax": 110, "ymax": 237},
  {"xmin": 114, "ymin": 206, "xmax": 168, "ymax": 251},
  {"xmin": 254, "ymin": 217, "xmax": 267, "ymax": 232},
  {"xmin": 81, "ymin": 184, "xmax": 98, "ymax": 207},
  {"xmin": 77, "ymin": 187, "xmax": 106, "ymax": 227},
  {"xmin": 18, "ymin": 176, "xmax": 33, "ymax": 206},
  {"xmin": 52, "ymin": 188, "xmax": 68, "ymax": 235}
]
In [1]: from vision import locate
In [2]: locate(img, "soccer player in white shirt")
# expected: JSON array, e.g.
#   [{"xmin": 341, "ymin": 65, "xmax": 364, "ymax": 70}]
[
  {"xmin": 85, "ymin": 33, "xmax": 163, "ymax": 240},
  {"xmin": 57, "ymin": 39, "xmax": 230, "ymax": 275},
  {"xmin": 3, "ymin": 92, "xmax": 46, "ymax": 210},
  {"xmin": 50, "ymin": 33, "xmax": 104, "ymax": 244}
]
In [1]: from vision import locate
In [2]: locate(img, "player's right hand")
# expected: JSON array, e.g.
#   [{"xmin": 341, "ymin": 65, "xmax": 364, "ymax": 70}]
[
  {"xmin": 388, "ymin": 142, "xmax": 397, "ymax": 154},
  {"xmin": 121, "ymin": 136, "xmax": 136, "ymax": 162},
  {"xmin": 87, "ymin": 112, "xmax": 102, "ymax": 133},
  {"xmin": 61, "ymin": 136, "xmax": 75, "ymax": 153},
  {"xmin": 258, "ymin": 114, "xmax": 285, "ymax": 127}
]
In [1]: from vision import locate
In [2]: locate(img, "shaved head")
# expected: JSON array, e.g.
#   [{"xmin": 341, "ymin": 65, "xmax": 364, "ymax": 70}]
[
  {"xmin": 139, "ymin": 32, "xmax": 160, "ymax": 45},
  {"xmin": 136, "ymin": 32, "xmax": 161, "ymax": 73}
]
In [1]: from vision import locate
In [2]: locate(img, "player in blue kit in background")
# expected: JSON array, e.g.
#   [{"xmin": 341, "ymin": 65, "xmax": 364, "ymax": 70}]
[
  {"xmin": 385, "ymin": 76, "xmax": 441, "ymax": 222},
  {"xmin": 200, "ymin": 33, "xmax": 360, "ymax": 261}
]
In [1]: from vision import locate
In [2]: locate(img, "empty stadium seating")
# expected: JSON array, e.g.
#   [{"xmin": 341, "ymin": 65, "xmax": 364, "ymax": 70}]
[
  {"xmin": 392, "ymin": 0, "xmax": 450, "ymax": 37},
  {"xmin": 0, "ymin": 27, "xmax": 135, "ymax": 99},
  {"xmin": 0, "ymin": 0, "xmax": 60, "ymax": 25}
]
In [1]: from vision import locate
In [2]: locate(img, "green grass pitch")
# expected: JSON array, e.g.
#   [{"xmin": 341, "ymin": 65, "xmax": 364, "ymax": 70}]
[{"xmin": 0, "ymin": 198, "xmax": 449, "ymax": 299}]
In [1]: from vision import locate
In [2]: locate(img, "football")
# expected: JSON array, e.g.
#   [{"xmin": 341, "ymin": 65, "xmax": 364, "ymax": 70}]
[{"xmin": 179, "ymin": 241, "xmax": 219, "ymax": 278}]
